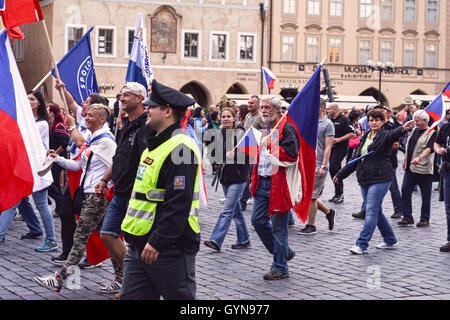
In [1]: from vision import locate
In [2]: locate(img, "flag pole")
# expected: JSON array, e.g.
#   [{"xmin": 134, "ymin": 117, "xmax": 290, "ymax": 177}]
[
  {"xmin": 41, "ymin": 20, "xmax": 69, "ymax": 114},
  {"xmin": 32, "ymin": 70, "xmax": 52, "ymax": 92}
]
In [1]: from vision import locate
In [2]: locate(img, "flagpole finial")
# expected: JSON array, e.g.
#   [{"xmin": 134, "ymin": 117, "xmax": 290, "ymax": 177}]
[{"xmin": 319, "ymin": 56, "xmax": 327, "ymax": 66}]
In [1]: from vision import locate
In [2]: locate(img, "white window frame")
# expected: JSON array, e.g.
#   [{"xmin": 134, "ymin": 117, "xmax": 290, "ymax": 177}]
[
  {"xmin": 403, "ymin": 40, "xmax": 417, "ymax": 67},
  {"xmin": 65, "ymin": 24, "xmax": 87, "ymax": 54},
  {"xmin": 380, "ymin": 0, "xmax": 394, "ymax": 20},
  {"xmin": 125, "ymin": 26, "xmax": 147, "ymax": 58},
  {"xmin": 329, "ymin": 37, "xmax": 343, "ymax": 64},
  {"xmin": 283, "ymin": 0, "xmax": 296, "ymax": 14},
  {"xmin": 281, "ymin": 34, "xmax": 296, "ymax": 62},
  {"xmin": 358, "ymin": 39, "xmax": 372, "ymax": 65},
  {"xmin": 424, "ymin": 42, "xmax": 438, "ymax": 68},
  {"xmin": 237, "ymin": 32, "xmax": 257, "ymax": 63},
  {"xmin": 379, "ymin": 39, "xmax": 394, "ymax": 63},
  {"xmin": 181, "ymin": 29, "xmax": 202, "ymax": 61},
  {"xmin": 306, "ymin": 35, "xmax": 320, "ymax": 63},
  {"xmin": 360, "ymin": 0, "xmax": 373, "ymax": 18},
  {"xmin": 329, "ymin": 0, "xmax": 343, "ymax": 17},
  {"xmin": 404, "ymin": 0, "xmax": 417, "ymax": 22},
  {"xmin": 307, "ymin": 0, "xmax": 320, "ymax": 16},
  {"xmin": 95, "ymin": 25, "xmax": 117, "ymax": 58},
  {"xmin": 209, "ymin": 31, "xmax": 229, "ymax": 62},
  {"xmin": 426, "ymin": 0, "xmax": 438, "ymax": 24}
]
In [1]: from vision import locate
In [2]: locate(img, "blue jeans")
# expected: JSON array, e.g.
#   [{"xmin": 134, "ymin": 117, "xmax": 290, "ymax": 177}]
[
  {"xmin": 210, "ymin": 182, "xmax": 250, "ymax": 248},
  {"xmin": 100, "ymin": 195, "xmax": 129, "ymax": 238},
  {"xmin": 401, "ymin": 170, "xmax": 433, "ymax": 221},
  {"xmin": 0, "ymin": 189, "xmax": 56, "ymax": 242},
  {"xmin": 251, "ymin": 178, "xmax": 292, "ymax": 274},
  {"xmin": 356, "ymin": 181, "xmax": 397, "ymax": 251},
  {"xmin": 443, "ymin": 172, "xmax": 450, "ymax": 241}
]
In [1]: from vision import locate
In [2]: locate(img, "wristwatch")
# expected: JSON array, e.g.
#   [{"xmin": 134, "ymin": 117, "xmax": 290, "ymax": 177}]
[
  {"xmin": 320, "ymin": 165, "xmax": 328, "ymax": 170},
  {"xmin": 68, "ymin": 125, "xmax": 76, "ymax": 133}
]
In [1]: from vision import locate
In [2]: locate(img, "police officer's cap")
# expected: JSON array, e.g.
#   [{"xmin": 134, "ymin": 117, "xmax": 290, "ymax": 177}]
[{"xmin": 143, "ymin": 80, "xmax": 195, "ymax": 111}]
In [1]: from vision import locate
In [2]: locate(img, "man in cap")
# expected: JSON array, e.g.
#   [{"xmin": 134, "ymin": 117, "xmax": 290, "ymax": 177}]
[
  {"xmin": 95, "ymin": 82, "xmax": 151, "ymax": 295},
  {"xmin": 120, "ymin": 80, "xmax": 200, "ymax": 300}
]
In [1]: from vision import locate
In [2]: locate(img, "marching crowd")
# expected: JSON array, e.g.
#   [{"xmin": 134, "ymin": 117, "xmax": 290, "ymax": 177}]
[{"xmin": 1, "ymin": 80, "xmax": 450, "ymax": 299}]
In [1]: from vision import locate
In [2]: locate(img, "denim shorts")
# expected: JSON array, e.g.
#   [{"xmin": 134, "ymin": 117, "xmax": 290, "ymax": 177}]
[{"xmin": 100, "ymin": 195, "xmax": 129, "ymax": 238}]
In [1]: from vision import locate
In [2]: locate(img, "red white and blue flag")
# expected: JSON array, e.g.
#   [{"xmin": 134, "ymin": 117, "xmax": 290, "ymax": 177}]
[
  {"xmin": 0, "ymin": 0, "xmax": 43, "ymax": 39},
  {"xmin": 287, "ymin": 64, "xmax": 322, "ymax": 222},
  {"xmin": 236, "ymin": 126, "xmax": 263, "ymax": 160},
  {"xmin": 0, "ymin": 30, "xmax": 47, "ymax": 211},
  {"xmin": 442, "ymin": 82, "xmax": 450, "ymax": 100},
  {"xmin": 262, "ymin": 67, "xmax": 277, "ymax": 90},
  {"xmin": 425, "ymin": 93, "xmax": 446, "ymax": 134}
]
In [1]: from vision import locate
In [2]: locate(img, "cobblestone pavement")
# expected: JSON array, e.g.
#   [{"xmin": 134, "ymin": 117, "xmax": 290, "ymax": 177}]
[{"xmin": 1, "ymin": 153, "xmax": 449, "ymax": 300}]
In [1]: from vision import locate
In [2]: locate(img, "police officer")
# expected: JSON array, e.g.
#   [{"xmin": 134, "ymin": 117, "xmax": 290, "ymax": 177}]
[{"xmin": 120, "ymin": 80, "xmax": 201, "ymax": 300}]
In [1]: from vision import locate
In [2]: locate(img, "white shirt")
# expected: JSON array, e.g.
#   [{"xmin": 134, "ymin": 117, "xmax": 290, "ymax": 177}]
[
  {"xmin": 258, "ymin": 128, "xmax": 278, "ymax": 177},
  {"xmin": 35, "ymin": 118, "xmax": 49, "ymax": 151}
]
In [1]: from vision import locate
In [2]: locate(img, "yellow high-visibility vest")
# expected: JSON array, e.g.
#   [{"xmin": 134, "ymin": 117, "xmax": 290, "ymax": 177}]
[{"xmin": 121, "ymin": 133, "xmax": 201, "ymax": 236}]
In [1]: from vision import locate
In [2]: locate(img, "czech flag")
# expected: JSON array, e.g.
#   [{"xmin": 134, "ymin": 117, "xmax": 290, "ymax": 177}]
[
  {"xmin": 442, "ymin": 82, "xmax": 450, "ymax": 100},
  {"xmin": 0, "ymin": 30, "xmax": 47, "ymax": 211},
  {"xmin": 0, "ymin": 0, "xmax": 43, "ymax": 39},
  {"xmin": 262, "ymin": 67, "xmax": 277, "ymax": 90},
  {"xmin": 236, "ymin": 126, "xmax": 263, "ymax": 160},
  {"xmin": 425, "ymin": 94, "xmax": 445, "ymax": 134},
  {"xmin": 286, "ymin": 64, "xmax": 322, "ymax": 222}
]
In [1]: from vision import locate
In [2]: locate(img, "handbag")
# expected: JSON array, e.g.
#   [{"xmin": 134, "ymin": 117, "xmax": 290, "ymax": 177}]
[
  {"xmin": 349, "ymin": 135, "xmax": 360, "ymax": 149},
  {"xmin": 71, "ymin": 151, "xmax": 94, "ymax": 215}
]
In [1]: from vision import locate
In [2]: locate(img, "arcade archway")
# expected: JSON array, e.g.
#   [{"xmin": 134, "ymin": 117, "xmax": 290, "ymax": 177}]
[{"xmin": 180, "ymin": 81, "xmax": 210, "ymax": 107}]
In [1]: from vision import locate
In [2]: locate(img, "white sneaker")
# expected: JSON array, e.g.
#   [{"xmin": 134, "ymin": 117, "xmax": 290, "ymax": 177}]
[
  {"xmin": 99, "ymin": 276, "xmax": 122, "ymax": 294},
  {"xmin": 219, "ymin": 198, "xmax": 226, "ymax": 203},
  {"xmin": 375, "ymin": 242, "xmax": 399, "ymax": 250},
  {"xmin": 248, "ymin": 199, "xmax": 254, "ymax": 204},
  {"xmin": 350, "ymin": 245, "xmax": 367, "ymax": 255},
  {"xmin": 33, "ymin": 271, "xmax": 64, "ymax": 292}
]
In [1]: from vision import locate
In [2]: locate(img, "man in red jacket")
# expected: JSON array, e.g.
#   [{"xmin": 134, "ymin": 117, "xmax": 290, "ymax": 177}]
[{"xmin": 250, "ymin": 96, "xmax": 299, "ymax": 280}]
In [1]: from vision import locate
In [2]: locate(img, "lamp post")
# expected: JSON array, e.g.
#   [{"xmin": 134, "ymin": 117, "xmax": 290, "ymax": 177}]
[
  {"xmin": 259, "ymin": 2, "xmax": 265, "ymax": 94},
  {"xmin": 367, "ymin": 60, "xmax": 394, "ymax": 104}
]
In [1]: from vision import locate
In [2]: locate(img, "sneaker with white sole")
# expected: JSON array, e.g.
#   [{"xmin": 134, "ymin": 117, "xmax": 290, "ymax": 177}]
[
  {"xmin": 219, "ymin": 198, "xmax": 226, "ymax": 203},
  {"xmin": 33, "ymin": 271, "xmax": 64, "ymax": 292},
  {"xmin": 350, "ymin": 245, "xmax": 367, "ymax": 255},
  {"xmin": 99, "ymin": 276, "xmax": 122, "ymax": 294},
  {"xmin": 375, "ymin": 242, "xmax": 399, "ymax": 250},
  {"xmin": 35, "ymin": 239, "xmax": 58, "ymax": 252}
]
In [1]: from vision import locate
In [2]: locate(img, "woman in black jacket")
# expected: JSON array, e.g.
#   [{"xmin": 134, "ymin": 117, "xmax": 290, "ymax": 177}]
[
  {"xmin": 204, "ymin": 108, "xmax": 251, "ymax": 251},
  {"xmin": 334, "ymin": 110, "xmax": 414, "ymax": 254}
]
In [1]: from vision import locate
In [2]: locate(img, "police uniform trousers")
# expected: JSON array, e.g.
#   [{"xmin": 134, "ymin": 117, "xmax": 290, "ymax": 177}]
[{"xmin": 120, "ymin": 244, "xmax": 196, "ymax": 300}]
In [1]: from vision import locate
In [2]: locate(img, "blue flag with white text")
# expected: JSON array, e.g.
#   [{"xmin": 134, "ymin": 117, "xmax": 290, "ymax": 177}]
[{"xmin": 51, "ymin": 27, "xmax": 98, "ymax": 105}]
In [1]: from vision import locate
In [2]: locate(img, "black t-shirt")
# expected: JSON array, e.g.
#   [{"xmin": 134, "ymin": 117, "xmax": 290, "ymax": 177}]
[
  {"xmin": 406, "ymin": 129, "xmax": 436, "ymax": 170},
  {"xmin": 436, "ymin": 123, "xmax": 450, "ymax": 163},
  {"xmin": 111, "ymin": 113, "xmax": 153, "ymax": 198},
  {"xmin": 331, "ymin": 113, "xmax": 353, "ymax": 149}
]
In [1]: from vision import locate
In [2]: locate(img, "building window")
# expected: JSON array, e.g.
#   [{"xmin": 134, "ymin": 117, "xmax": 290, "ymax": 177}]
[
  {"xmin": 281, "ymin": 34, "xmax": 296, "ymax": 62},
  {"xmin": 283, "ymin": 0, "xmax": 296, "ymax": 14},
  {"xmin": 211, "ymin": 32, "xmax": 228, "ymax": 61},
  {"xmin": 67, "ymin": 26, "xmax": 85, "ymax": 51},
  {"xmin": 360, "ymin": 0, "xmax": 373, "ymax": 18},
  {"xmin": 329, "ymin": 38, "xmax": 342, "ymax": 63},
  {"xmin": 307, "ymin": 0, "xmax": 320, "ymax": 16},
  {"xmin": 380, "ymin": 0, "xmax": 394, "ymax": 20},
  {"xmin": 380, "ymin": 40, "xmax": 393, "ymax": 63},
  {"xmin": 184, "ymin": 32, "xmax": 200, "ymax": 58},
  {"xmin": 426, "ymin": 0, "xmax": 438, "ymax": 23},
  {"xmin": 127, "ymin": 29, "xmax": 135, "ymax": 56},
  {"xmin": 425, "ymin": 43, "xmax": 438, "ymax": 68},
  {"xmin": 97, "ymin": 28, "xmax": 114, "ymax": 55},
  {"xmin": 238, "ymin": 33, "xmax": 256, "ymax": 62},
  {"xmin": 358, "ymin": 39, "xmax": 372, "ymax": 65},
  {"xmin": 306, "ymin": 36, "xmax": 320, "ymax": 63},
  {"xmin": 405, "ymin": 0, "xmax": 416, "ymax": 22},
  {"xmin": 330, "ymin": 0, "xmax": 343, "ymax": 17},
  {"xmin": 403, "ymin": 41, "xmax": 416, "ymax": 67}
]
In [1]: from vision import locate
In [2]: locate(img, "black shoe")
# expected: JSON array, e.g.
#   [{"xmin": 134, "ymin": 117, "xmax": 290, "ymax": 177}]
[
  {"xmin": 391, "ymin": 212, "xmax": 403, "ymax": 219},
  {"xmin": 397, "ymin": 218, "xmax": 414, "ymax": 227},
  {"xmin": 263, "ymin": 270, "xmax": 289, "ymax": 280},
  {"xmin": 416, "ymin": 220, "xmax": 429, "ymax": 227},
  {"xmin": 204, "ymin": 240, "xmax": 220, "ymax": 252},
  {"xmin": 352, "ymin": 211, "xmax": 366, "ymax": 219},
  {"xmin": 287, "ymin": 250, "xmax": 296, "ymax": 261},
  {"xmin": 79, "ymin": 258, "xmax": 103, "ymax": 269},
  {"xmin": 298, "ymin": 224, "xmax": 317, "ymax": 235},
  {"xmin": 326, "ymin": 209, "xmax": 336, "ymax": 231},
  {"xmin": 231, "ymin": 241, "xmax": 251, "ymax": 249},
  {"xmin": 21, "ymin": 232, "xmax": 43, "ymax": 240},
  {"xmin": 328, "ymin": 195, "xmax": 337, "ymax": 203},
  {"xmin": 440, "ymin": 242, "xmax": 450, "ymax": 252},
  {"xmin": 334, "ymin": 194, "xmax": 344, "ymax": 203},
  {"xmin": 50, "ymin": 254, "xmax": 68, "ymax": 266}
]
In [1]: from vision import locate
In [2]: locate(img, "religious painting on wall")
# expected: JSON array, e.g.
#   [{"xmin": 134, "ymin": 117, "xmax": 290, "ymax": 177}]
[{"xmin": 150, "ymin": 6, "xmax": 177, "ymax": 53}]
